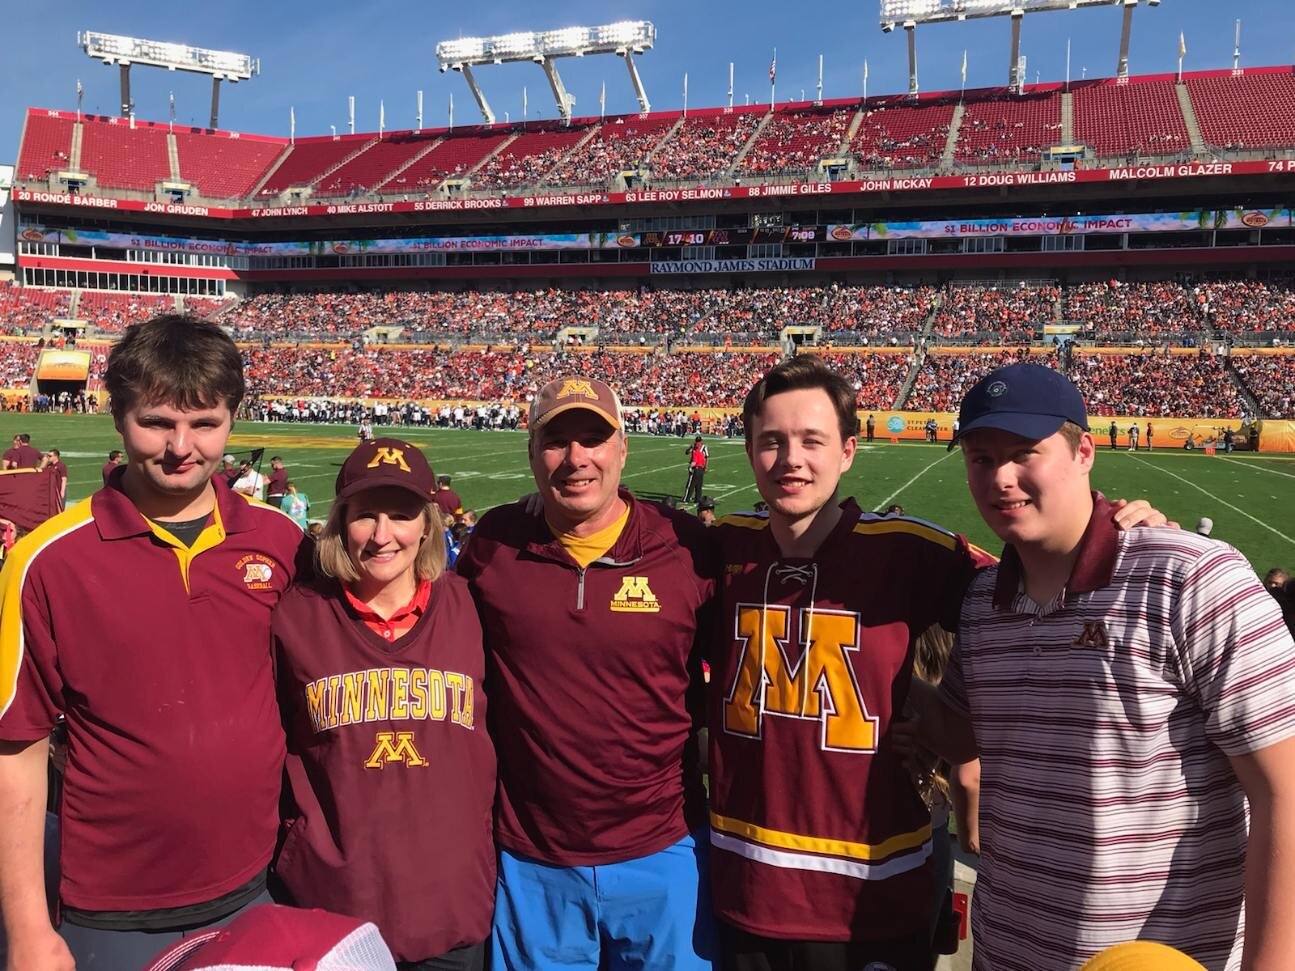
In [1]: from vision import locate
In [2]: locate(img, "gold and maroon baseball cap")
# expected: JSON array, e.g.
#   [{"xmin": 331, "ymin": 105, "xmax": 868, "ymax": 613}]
[
  {"xmin": 529, "ymin": 377, "xmax": 623, "ymax": 435},
  {"xmin": 334, "ymin": 438, "xmax": 436, "ymax": 503}
]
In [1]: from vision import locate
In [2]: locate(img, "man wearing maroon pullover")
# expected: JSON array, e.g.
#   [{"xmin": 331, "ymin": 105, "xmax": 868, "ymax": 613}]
[{"xmin": 457, "ymin": 377, "xmax": 716, "ymax": 971}]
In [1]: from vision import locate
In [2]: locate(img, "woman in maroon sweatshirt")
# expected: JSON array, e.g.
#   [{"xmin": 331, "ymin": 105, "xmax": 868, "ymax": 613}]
[{"xmin": 271, "ymin": 438, "xmax": 495, "ymax": 970}]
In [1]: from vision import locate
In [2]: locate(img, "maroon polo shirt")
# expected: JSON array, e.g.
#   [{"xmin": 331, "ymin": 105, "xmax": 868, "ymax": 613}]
[
  {"xmin": 0, "ymin": 474, "xmax": 309, "ymax": 911},
  {"xmin": 3, "ymin": 444, "xmax": 42, "ymax": 469},
  {"xmin": 457, "ymin": 490, "xmax": 717, "ymax": 865},
  {"xmin": 101, "ymin": 461, "xmax": 119, "ymax": 487}
]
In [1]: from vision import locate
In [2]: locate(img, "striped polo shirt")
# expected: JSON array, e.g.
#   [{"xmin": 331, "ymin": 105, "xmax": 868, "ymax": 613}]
[{"xmin": 941, "ymin": 495, "xmax": 1295, "ymax": 971}]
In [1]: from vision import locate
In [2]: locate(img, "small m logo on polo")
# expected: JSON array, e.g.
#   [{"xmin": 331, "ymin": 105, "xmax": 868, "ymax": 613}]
[
  {"xmin": 1073, "ymin": 621, "xmax": 1110, "ymax": 649},
  {"xmin": 611, "ymin": 576, "xmax": 661, "ymax": 613},
  {"xmin": 557, "ymin": 379, "xmax": 598, "ymax": 400},
  {"xmin": 367, "ymin": 446, "xmax": 411, "ymax": 472},
  {"xmin": 365, "ymin": 731, "xmax": 428, "ymax": 768}
]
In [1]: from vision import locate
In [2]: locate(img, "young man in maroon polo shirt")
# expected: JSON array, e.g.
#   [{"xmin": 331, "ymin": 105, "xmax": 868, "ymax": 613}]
[
  {"xmin": 39, "ymin": 451, "xmax": 67, "ymax": 509},
  {"xmin": 457, "ymin": 377, "xmax": 717, "ymax": 971},
  {"xmin": 0, "ymin": 314, "xmax": 308, "ymax": 971},
  {"xmin": 100, "ymin": 450, "xmax": 123, "ymax": 488}
]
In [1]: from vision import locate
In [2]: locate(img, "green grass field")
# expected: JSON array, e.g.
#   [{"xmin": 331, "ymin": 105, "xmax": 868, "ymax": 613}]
[{"xmin": 5, "ymin": 412, "xmax": 1294, "ymax": 575}]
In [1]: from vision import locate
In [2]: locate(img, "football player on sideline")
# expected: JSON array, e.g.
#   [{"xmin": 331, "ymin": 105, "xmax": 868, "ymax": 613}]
[{"xmin": 0, "ymin": 315, "xmax": 309, "ymax": 971}]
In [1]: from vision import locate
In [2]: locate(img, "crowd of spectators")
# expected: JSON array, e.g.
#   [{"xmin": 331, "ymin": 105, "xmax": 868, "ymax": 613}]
[
  {"xmin": 851, "ymin": 104, "xmax": 952, "ymax": 170},
  {"xmin": 1068, "ymin": 350, "xmax": 1248, "ymax": 418},
  {"xmin": 931, "ymin": 282, "xmax": 1060, "ymax": 343},
  {"xmin": 0, "ymin": 342, "xmax": 42, "ymax": 389},
  {"xmin": 1230, "ymin": 353, "xmax": 1295, "ymax": 419},
  {"xmin": 906, "ymin": 348, "xmax": 1041, "ymax": 411},
  {"xmin": 1065, "ymin": 280, "xmax": 1199, "ymax": 341},
  {"xmin": 0, "ymin": 285, "xmax": 71, "ymax": 335},
  {"xmin": 78, "ymin": 291, "xmax": 174, "ymax": 334},
  {"xmin": 218, "ymin": 284, "xmax": 941, "ymax": 341},
  {"xmin": 545, "ymin": 119, "xmax": 674, "ymax": 186},
  {"xmin": 808, "ymin": 351, "xmax": 914, "ymax": 409},
  {"xmin": 469, "ymin": 140, "xmax": 577, "ymax": 192},
  {"xmin": 740, "ymin": 109, "xmax": 853, "ymax": 175},
  {"xmin": 647, "ymin": 114, "xmax": 764, "ymax": 182},
  {"xmin": 1192, "ymin": 277, "xmax": 1295, "ymax": 337},
  {"xmin": 240, "ymin": 344, "xmax": 779, "ymax": 408}
]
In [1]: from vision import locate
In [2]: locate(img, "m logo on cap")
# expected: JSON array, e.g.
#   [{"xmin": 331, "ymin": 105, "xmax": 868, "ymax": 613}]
[
  {"xmin": 557, "ymin": 379, "xmax": 599, "ymax": 400},
  {"xmin": 367, "ymin": 446, "xmax": 411, "ymax": 473},
  {"xmin": 987, "ymin": 381, "xmax": 1009, "ymax": 398}
]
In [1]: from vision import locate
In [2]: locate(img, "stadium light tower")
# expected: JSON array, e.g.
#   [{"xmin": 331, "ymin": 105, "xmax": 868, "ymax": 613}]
[
  {"xmin": 880, "ymin": 0, "xmax": 1159, "ymax": 95},
  {"xmin": 77, "ymin": 30, "xmax": 259, "ymax": 129},
  {"xmin": 437, "ymin": 21, "xmax": 655, "ymax": 125}
]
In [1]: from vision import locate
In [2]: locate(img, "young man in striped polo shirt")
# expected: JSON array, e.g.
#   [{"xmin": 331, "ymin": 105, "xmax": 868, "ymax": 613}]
[{"xmin": 922, "ymin": 362, "xmax": 1295, "ymax": 970}]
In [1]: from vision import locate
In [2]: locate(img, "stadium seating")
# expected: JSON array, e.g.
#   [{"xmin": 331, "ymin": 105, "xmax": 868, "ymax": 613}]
[
  {"xmin": 0, "ymin": 286, "xmax": 72, "ymax": 334},
  {"xmin": 740, "ymin": 107, "xmax": 853, "ymax": 175},
  {"xmin": 79, "ymin": 120, "xmax": 171, "ymax": 191},
  {"xmin": 15, "ymin": 114, "xmax": 75, "ymax": 182},
  {"xmin": 256, "ymin": 137, "xmax": 371, "ymax": 196},
  {"xmin": 1192, "ymin": 277, "xmax": 1295, "ymax": 336},
  {"xmin": 0, "ymin": 342, "xmax": 42, "ymax": 389},
  {"xmin": 469, "ymin": 126, "xmax": 592, "ymax": 190},
  {"xmin": 808, "ymin": 351, "xmax": 914, "ymax": 409},
  {"xmin": 932, "ymin": 283, "xmax": 1060, "ymax": 343},
  {"xmin": 905, "ymin": 348, "xmax": 1042, "ymax": 411},
  {"xmin": 1064, "ymin": 280, "xmax": 1199, "ymax": 341},
  {"xmin": 77, "ymin": 291, "xmax": 174, "ymax": 333},
  {"xmin": 546, "ymin": 115, "xmax": 677, "ymax": 186},
  {"xmin": 648, "ymin": 112, "xmax": 763, "ymax": 182},
  {"xmin": 174, "ymin": 131, "xmax": 285, "ymax": 199},
  {"xmin": 1186, "ymin": 70, "xmax": 1295, "ymax": 151},
  {"xmin": 1068, "ymin": 351, "xmax": 1247, "ymax": 418},
  {"xmin": 954, "ymin": 88, "xmax": 1063, "ymax": 165},
  {"xmin": 850, "ymin": 97, "xmax": 955, "ymax": 170},
  {"xmin": 314, "ymin": 134, "xmax": 441, "ymax": 197},
  {"xmin": 1072, "ymin": 79, "xmax": 1190, "ymax": 158},
  {"xmin": 241, "ymin": 344, "xmax": 780, "ymax": 408},
  {"xmin": 1230, "ymin": 353, "xmax": 1295, "ymax": 419},
  {"xmin": 377, "ymin": 131, "xmax": 511, "ymax": 193}
]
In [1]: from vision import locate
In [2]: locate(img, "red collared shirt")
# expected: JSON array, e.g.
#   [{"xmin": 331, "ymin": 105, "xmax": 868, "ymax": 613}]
[{"xmin": 343, "ymin": 580, "xmax": 432, "ymax": 641}]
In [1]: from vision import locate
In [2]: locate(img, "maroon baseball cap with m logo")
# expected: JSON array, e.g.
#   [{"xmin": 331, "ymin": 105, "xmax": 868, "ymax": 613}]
[{"xmin": 334, "ymin": 438, "xmax": 437, "ymax": 503}]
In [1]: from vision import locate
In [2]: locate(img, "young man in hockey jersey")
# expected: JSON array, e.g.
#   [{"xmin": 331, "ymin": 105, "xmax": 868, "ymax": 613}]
[{"xmin": 708, "ymin": 355, "xmax": 1165, "ymax": 971}]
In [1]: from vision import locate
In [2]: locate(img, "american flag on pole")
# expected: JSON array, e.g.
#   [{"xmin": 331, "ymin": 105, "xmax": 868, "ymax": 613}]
[{"xmin": 769, "ymin": 50, "xmax": 777, "ymax": 83}]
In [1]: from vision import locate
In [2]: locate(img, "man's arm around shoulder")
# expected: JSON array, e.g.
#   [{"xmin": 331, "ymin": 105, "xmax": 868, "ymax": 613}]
[{"xmin": 0, "ymin": 739, "xmax": 71, "ymax": 971}]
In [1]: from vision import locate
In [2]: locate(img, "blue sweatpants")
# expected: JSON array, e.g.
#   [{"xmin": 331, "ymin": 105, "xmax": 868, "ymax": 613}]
[{"xmin": 492, "ymin": 831, "xmax": 715, "ymax": 970}]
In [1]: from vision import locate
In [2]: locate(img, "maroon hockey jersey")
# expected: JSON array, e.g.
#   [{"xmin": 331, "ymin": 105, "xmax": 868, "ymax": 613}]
[
  {"xmin": 709, "ymin": 499, "xmax": 990, "ymax": 942},
  {"xmin": 271, "ymin": 573, "xmax": 495, "ymax": 961}
]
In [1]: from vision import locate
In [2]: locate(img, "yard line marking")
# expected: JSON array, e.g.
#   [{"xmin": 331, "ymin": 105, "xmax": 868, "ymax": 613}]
[
  {"xmin": 1220, "ymin": 456, "xmax": 1295, "ymax": 480},
  {"xmin": 1128, "ymin": 454, "xmax": 1295, "ymax": 547},
  {"xmin": 870, "ymin": 449, "xmax": 958, "ymax": 512}
]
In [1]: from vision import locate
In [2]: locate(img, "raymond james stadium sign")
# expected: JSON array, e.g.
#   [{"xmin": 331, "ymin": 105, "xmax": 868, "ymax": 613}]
[{"xmin": 650, "ymin": 257, "xmax": 816, "ymax": 274}]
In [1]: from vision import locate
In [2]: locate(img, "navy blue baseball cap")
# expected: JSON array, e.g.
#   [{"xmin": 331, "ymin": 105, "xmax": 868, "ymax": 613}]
[{"xmin": 955, "ymin": 362, "xmax": 1089, "ymax": 444}]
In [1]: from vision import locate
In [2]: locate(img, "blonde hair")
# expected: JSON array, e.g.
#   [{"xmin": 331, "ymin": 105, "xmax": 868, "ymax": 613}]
[
  {"xmin": 315, "ymin": 498, "xmax": 447, "ymax": 585},
  {"xmin": 911, "ymin": 624, "xmax": 957, "ymax": 807}
]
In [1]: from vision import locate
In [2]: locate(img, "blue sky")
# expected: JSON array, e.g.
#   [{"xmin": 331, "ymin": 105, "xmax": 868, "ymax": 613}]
[{"xmin": 3, "ymin": 0, "xmax": 1293, "ymax": 161}]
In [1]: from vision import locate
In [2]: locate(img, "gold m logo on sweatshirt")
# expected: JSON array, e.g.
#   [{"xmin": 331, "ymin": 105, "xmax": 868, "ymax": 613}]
[
  {"xmin": 610, "ymin": 576, "xmax": 661, "ymax": 613},
  {"xmin": 364, "ymin": 731, "xmax": 428, "ymax": 769}
]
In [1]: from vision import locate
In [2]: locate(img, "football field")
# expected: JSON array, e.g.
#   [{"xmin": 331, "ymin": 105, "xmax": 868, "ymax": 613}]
[{"xmin": 4, "ymin": 412, "xmax": 1293, "ymax": 576}]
